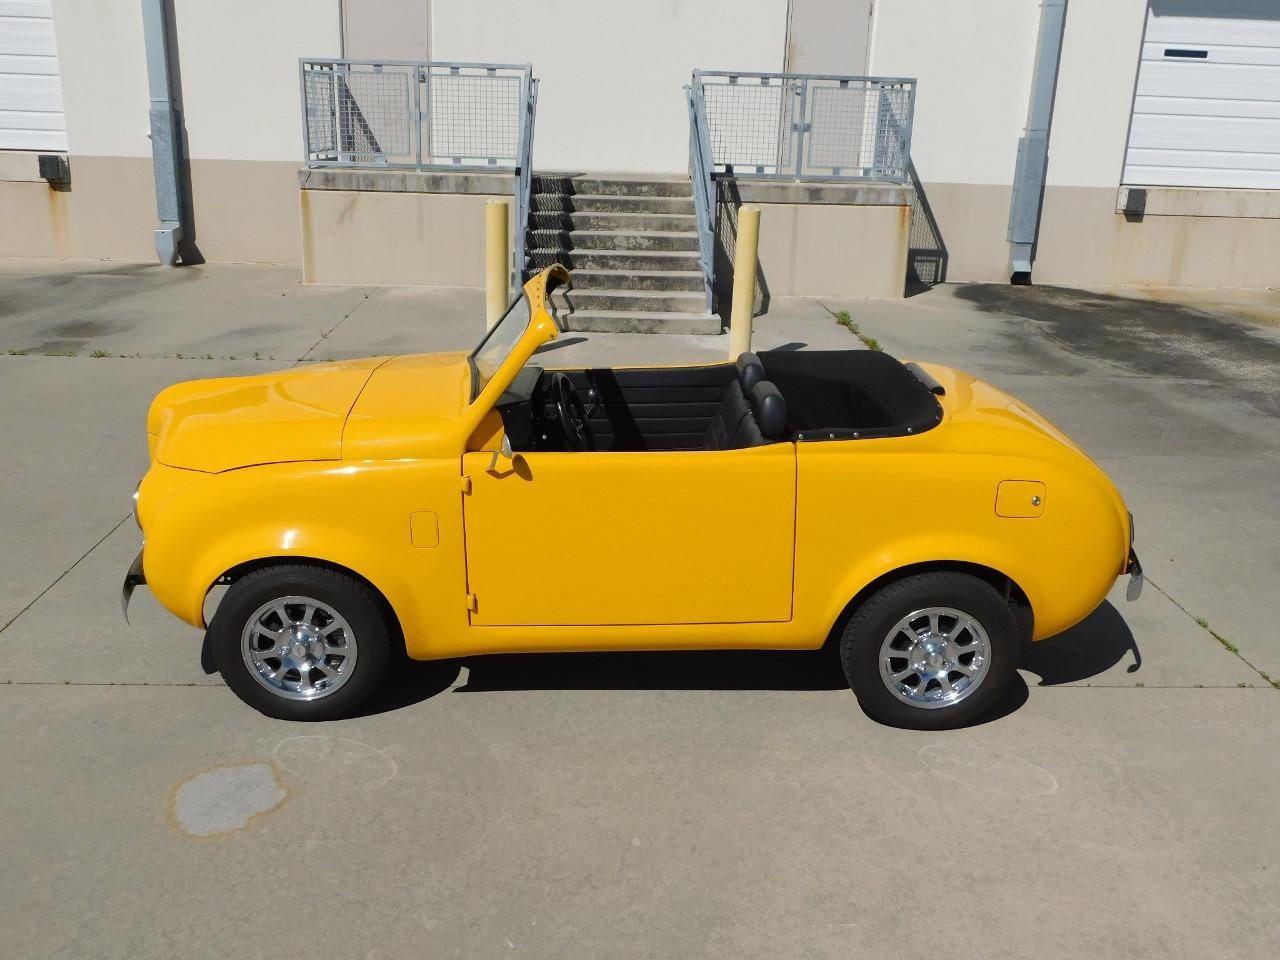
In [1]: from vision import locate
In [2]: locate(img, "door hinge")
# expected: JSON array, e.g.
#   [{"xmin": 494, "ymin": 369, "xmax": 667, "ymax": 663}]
[
  {"xmin": 465, "ymin": 593, "xmax": 478, "ymax": 612},
  {"xmin": 460, "ymin": 475, "xmax": 472, "ymax": 494}
]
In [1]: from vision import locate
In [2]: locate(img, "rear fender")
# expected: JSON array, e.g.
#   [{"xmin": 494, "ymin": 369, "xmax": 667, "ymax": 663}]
[{"xmin": 820, "ymin": 535, "xmax": 1043, "ymax": 640}]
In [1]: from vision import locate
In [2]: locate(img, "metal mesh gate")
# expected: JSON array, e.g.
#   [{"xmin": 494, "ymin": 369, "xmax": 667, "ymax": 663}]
[
  {"xmin": 300, "ymin": 60, "xmax": 531, "ymax": 170},
  {"xmin": 693, "ymin": 71, "xmax": 915, "ymax": 182}
]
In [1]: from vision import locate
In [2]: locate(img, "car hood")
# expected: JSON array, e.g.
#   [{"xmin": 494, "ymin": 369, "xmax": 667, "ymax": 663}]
[
  {"xmin": 147, "ymin": 352, "xmax": 477, "ymax": 472},
  {"xmin": 147, "ymin": 358, "xmax": 390, "ymax": 473}
]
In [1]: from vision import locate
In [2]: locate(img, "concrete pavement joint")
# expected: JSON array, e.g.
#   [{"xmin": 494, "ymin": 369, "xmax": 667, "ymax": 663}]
[
  {"xmin": 1148, "ymin": 576, "xmax": 1279, "ymax": 689},
  {"xmin": 0, "ymin": 514, "xmax": 129, "ymax": 635},
  {"xmin": 1, "ymin": 680, "xmax": 220, "ymax": 687},
  {"xmin": 0, "ymin": 679, "xmax": 1267, "ymax": 691},
  {"xmin": 294, "ymin": 287, "xmax": 376, "ymax": 365},
  {"xmin": 820, "ymin": 302, "xmax": 881, "ymax": 351}
]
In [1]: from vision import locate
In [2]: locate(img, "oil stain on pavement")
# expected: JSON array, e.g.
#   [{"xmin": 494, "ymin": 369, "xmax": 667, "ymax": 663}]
[
  {"xmin": 954, "ymin": 284, "xmax": 1280, "ymax": 419},
  {"xmin": 170, "ymin": 762, "xmax": 288, "ymax": 837},
  {"xmin": 166, "ymin": 737, "xmax": 395, "ymax": 840}
]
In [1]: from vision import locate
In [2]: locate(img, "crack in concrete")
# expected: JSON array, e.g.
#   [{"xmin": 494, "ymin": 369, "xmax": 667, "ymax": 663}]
[
  {"xmin": 0, "ymin": 514, "xmax": 130, "ymax": 635},
  {"xmin": 293, "ymin": 287, "xmax": 376, "ymax": 365},
  {"xmin": 1147, "ymin": 576, "xmax": 1279, "ymax": 690},
  {"xmin": 0, "ymin": 679, "xmax": 1268, "ymax": 691},
  {"xmin": 1, "ymin": 680, "xmax": 221, "ymax": 687}
]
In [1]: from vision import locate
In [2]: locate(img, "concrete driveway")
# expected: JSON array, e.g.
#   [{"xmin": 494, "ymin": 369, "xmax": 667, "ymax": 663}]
[{"xmin": 0, "ymin": 260, "xmax": 1276, "ymax": 959}]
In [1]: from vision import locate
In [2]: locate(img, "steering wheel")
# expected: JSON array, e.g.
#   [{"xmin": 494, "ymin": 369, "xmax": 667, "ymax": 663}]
[{"xmin": 549, "ymin": 372, "xmax": 591, "ymax": 451}]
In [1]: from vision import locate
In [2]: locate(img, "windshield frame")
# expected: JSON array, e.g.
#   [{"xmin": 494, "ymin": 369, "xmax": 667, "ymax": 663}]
[{"xmin": 468, "ymin": 292, "xmax": 533, "ymax": 401}]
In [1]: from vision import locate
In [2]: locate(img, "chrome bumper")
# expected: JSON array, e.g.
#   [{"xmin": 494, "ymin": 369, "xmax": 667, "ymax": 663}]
[
  {"xmin": 1126, "ymin": 548, "xmax": 1143, "ymax": 602},
  {"xmin": 121, "ymin": 549, "xmax": 146, "ymax": 622}
]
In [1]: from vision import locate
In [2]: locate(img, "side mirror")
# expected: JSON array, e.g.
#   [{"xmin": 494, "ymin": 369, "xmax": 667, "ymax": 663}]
[{"xmin": 487, "ymin": 433, "xmax": 514, "ymax": 473}]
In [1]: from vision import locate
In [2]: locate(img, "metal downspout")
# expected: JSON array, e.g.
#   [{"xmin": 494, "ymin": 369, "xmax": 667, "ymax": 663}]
[
  {"xmin": 141, "ymin": 0, "xmax": 185, "ymax": 265},
  {"xmin": 1007, "ymin": 0, "xmax": 1068, "ymax": 283}
]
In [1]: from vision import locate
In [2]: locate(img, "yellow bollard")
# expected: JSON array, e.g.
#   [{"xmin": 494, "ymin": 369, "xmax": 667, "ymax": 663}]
[
  {"xmin": 728, "ymin": 204, "xmax": 760, "ymax": 359},
  {"xmin": 485, "ymin": 198, "xmax": 510, "ymax": 329}
]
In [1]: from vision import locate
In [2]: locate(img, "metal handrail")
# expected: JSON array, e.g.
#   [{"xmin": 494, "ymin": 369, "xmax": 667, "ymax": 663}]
[
  {"xmin": 513, "ymin": 77, "xmax": 538, "ymax": 286},
  {"xmin": 687, "ymin": 76, "xmax": 717, "ymax": 314},
  {"xmin": 697, "ymin": 69, "xmax": 917, "ymax": 84}
]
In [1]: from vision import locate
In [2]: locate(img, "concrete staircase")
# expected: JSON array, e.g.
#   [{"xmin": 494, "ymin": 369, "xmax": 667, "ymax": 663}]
[{"xmin": 526, "ymin": 174, "xmax": 719, "ymax": 334}]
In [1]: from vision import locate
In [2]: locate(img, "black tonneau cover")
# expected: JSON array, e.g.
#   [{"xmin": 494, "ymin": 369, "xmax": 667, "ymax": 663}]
[{"xmin": 760, "ymin": 350, "xmax": 943, "ymax": 440}]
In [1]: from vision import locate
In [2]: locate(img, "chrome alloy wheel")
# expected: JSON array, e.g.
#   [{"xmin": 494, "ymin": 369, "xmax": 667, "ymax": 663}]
[
  {"xmin": 240, "ymin": 596, "xmax": 358, "ymax": 702},
  {"xmin": 878, "ymin": 607, "xmax": 991, "ymax": 710}
]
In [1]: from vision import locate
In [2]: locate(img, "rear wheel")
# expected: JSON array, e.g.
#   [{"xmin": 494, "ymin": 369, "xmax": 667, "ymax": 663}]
[
  {"xmin": 208, "ymin": 565, "xmax": 391, "ymax": 721},
  {"xmin": 839, "ymin": 572, "xmax": 1018, "ymax": 730}
]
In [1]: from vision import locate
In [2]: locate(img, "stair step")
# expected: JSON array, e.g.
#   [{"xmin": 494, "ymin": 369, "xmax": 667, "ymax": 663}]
[
  {"xmin": 528, "ymin": 230, "xmax": 701, "ymax": 252},
  {"xmin": 527, "ymin": 249, "xmax": 702, "ymax": 271},
  {"xmin": 531, "ymin": 193, "xmax": 694, "ymax": 215},
  {"xmin": 532, "ymin": 174, "xmax": 692, "ymax": 198},
  {"xmin": 529, "ymin": 210, "xmax": 697, "ymax": 232},
  {"xmin": 558, "ymin": 288, "xmax": 707, "ymax": 313},
  {"xmin": 562, "ymin": 309, "xmax": 721, "ymax": 336},
  {"xmin": 570, "ymin": 269, "xmax": 704, "ymax": 292}
]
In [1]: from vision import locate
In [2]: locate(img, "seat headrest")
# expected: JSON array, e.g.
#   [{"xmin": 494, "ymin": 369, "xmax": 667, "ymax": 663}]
[
  {"xmin": 749, "ymin": 381, "xmax": 787, "ymax": 441},
  {"xmin": 735, "ymin": 351, "xmax": 766, "ymax": 392}
]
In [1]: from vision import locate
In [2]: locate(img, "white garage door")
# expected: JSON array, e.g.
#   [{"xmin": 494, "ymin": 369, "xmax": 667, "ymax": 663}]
[
  {"xmin": 0, "ymin": 0, "xmax": 65, "ymax": 151},
  {"xmin": 1124, "ymin": 0, "xmax": 1280, "ymax": 189}
]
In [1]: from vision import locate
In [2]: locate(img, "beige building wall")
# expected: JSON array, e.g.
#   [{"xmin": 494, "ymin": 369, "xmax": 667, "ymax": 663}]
[
  {"xmin": 301, "ymin": 188, "xmax": 515, "ymax": 287},
  {"xmin": 1, "ymin": 0, "xmax": 339, "ymax": 264},
  {"xmin": 1035, "ymin": 186, "xmax": 1280, "ymax": 289},
  {"xmin": 5, "ymin": 0, "xmax": 1273, "ymax": 290},
  {"xmin": 753, "ymin": 203, "xmax": 911, "ymax": 299},
  {"xmin": 0, "ymin": 155, "xmax": 155, "ymax": 260},
  {"xmin": 785, "ymin": 0, "xmax": 874, "ymax": 75},
  {"xmin": 867, "ymin": 1, "xmax": 1039, "ymax": 282},
  {"xmin": 341, "ymin": 0, "xmax": 430, "ymax": 60},
  {"xmin": 430, "ymin": 0, "xmax": 789, "ymax": 174},
  {"xmin": 1, "ymin": 1, "xmax": 153, "ymax": 260},
  {"xmin": 1032, "ymin": 0, "xmax": 1280, "ymax": 290},
  {"xmin": 865, "ymin": 0, "xmax": 1278, "ymax": 290}
]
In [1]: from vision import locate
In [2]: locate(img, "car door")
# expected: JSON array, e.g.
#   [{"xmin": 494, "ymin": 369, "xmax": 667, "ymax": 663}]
[{"xmin": 461, "ymin": 444, "xmax": 796, "ymax": 626}]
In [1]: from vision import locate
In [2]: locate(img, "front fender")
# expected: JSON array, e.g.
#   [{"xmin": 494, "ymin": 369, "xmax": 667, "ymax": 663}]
[
  {"xmin": 148, "ymin": 521, "xmax": 411, "ymax": 630},
  {"xmin": 140, "ymin": 459, "xmax": 468, "ymax": 650}
]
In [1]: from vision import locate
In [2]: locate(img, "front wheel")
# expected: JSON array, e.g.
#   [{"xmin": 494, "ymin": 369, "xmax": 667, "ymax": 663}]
[
  {"xmin": 839, "ymin": 572, "xmax": 1019, "ymax": 730},
  {"xmin": 208, "ymin": 565, "xmax": 392, "ymax": 721}
]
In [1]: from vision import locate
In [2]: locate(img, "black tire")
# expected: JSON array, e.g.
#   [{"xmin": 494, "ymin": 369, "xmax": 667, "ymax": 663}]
[
  {"xmin": 208, "ymin": 564, "xmax": 392, "ymax": 721},
  {"xmin": 839, "ymin": 572, "xmax": 1019, "ymax": 730}
]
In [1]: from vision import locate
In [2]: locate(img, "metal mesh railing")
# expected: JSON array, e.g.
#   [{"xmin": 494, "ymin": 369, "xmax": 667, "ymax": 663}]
[
  {"xmin": 300, "ymin": 60, "xmax": 532, "ymax": 170},
  {"xmin": 692, "ymin": 70, "xmax": 915, "ymax": 182}
]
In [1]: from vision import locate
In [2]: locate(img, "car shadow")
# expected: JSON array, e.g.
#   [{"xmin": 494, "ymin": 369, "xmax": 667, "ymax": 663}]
[
  {"xmin": 349, "ymin": 600, "xmax": 1139, "ymax": 721},
  {"xmin": 459, "ymin": 646, "xmax": 849, "ymax": 692},
  {"xmin": 352, "ymin": 658, "xmax": 463, "ymax": 718},
  {"xmin": 1019, "ymin": 601, "xmax": 1141, "ymax": 685}
]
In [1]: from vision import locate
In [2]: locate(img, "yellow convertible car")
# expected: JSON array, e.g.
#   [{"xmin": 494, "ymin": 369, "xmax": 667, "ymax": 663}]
[{"xmin": 124, "ymin": 265, "xmax": 1141, "ymax": 729}]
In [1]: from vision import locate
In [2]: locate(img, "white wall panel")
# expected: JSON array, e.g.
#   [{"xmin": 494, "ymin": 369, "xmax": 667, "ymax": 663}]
[
  {"xmin": 0, "ymin": 0, "xmax": 64, "ymax": 149},
  {"xmin": 1124, "ymin": 1, "xmax": 1280, "ymax": 188},
  {"xmin": 0, "ymin": 72, "xmax": 60, "ymax": 111},
  {"xmin": 1134, "ymin": 94, "xmax": 1280, "ymax": 120}
]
